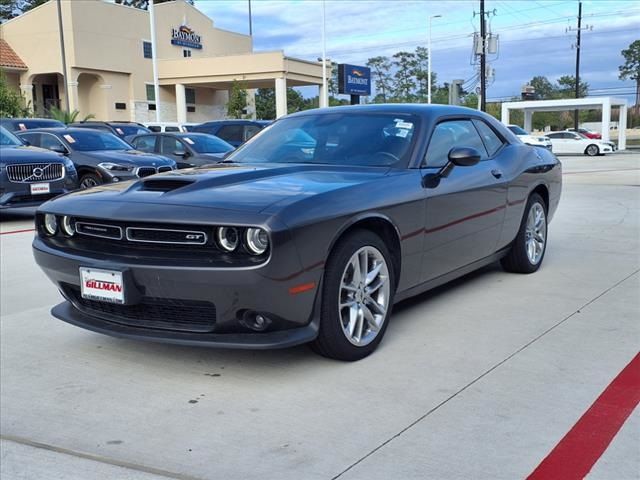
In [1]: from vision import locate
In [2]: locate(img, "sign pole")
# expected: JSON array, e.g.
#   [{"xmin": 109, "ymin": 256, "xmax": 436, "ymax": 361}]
[
  {"xmin": 320, "ymin": 0, "xmax": 328, "ymax": 108},
  {"xmin": 56, "ymin": 0, "xmax": 70, "ymax": 112},
  {"xmin": 149, "ymin": 0, "xmax": 161, "ymax": 122}
]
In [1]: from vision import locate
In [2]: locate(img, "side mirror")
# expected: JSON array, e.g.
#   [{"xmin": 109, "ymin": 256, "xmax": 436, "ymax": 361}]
[
  {"xmin": 173, "ymin": 149, "xmax": 190, "ymax": 158},
  {"xmin": 448, "ymin": 147, "xmax": 481, "ymax": 167},
  {"xmin": 50, "ymin": 145, "xmax": 68, "ymax": 155}
]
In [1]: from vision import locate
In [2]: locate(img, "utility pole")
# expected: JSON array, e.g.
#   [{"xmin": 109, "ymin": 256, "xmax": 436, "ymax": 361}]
[
  {"xmin": 574, "ymin": 1, "xmax": 582, "ymax": 129},
  {"xmin": 479, "ymin": 0, "xmax": 486, "ymax": 112},
  {"xmin": 248, "ymin": 0, "xmax": 253, "ymax": 36},
  {"xmin": 56, "ymin": 0, "xmax": 70, "ymax": 112}
]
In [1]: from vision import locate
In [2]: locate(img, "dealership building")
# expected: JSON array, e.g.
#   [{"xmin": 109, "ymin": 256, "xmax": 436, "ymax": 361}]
[{"xmin": 0, "ymin": 0, "xmax": 326, "ymax": 122}]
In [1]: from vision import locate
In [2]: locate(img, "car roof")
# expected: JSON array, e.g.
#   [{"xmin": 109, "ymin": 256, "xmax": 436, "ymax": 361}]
[
  {"xmin": 196, "ymin": 120, "xmax": 261, "ymax": 126},
  {"xmin": 1, "ymin": 117, "xmax": 62, "ymax": 122},
  {"xmin": 285, "ymin": 103, "xmax": 491, "ymax": 120},
  {"xmin": 17, "ymin": 127, "xmax": 117, "ymax": 135}
]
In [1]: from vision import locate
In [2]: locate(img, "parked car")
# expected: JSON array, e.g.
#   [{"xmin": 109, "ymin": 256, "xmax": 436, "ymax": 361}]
[
  {"xmin": 0, "ymin": 117, "xmax": 65, "ymax": 132},
  {"xmin": 190, "ymin": 120, "xmax": 266, "ymax": 147},
  {"xmin": 545, "ymin": 131, "xmax": 612, "ymax": 156},
  {"xmin": 506, "ymin": 125, "xmax": 552, "ymax": 150},
  {"xmin": 68, "ymin": 121, "xmax": 150, "ymax": 141},
  {"xmin": 144, "ymin": 122, "xmax": 197, "ymax": 133},
  {"xmin": 574, "ymin": 131, "xmax": 616, "ymax": 152},
  {"xmin": 129, "ymin": 132, "xmax": 235, "ymax": 168},
  {"xmin": 32, "ymin": 104, "xmax": 561, "ymax": 361},
  {"xmin": 568, "ymin": 127, "xmax": 601, "ymax": 139},
  {"xmin": 17, "ymin": 128, "xmax": 176, "ymax": 189},
  {"xmin": 0, "ymin": 126, "xmax": 78, "ymax": 209}
]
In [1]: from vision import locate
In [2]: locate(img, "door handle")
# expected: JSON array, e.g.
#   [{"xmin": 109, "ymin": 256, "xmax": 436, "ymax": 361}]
[{"xmin": 491, "ymin": 169, "xmax": 503, "ymax": 179}]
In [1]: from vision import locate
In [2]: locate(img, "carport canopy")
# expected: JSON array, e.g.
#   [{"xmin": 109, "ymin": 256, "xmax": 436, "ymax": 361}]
[
  {"xmin": 501, "ymin": 97, "xmax": 628, "ymax": 150},
  {"xmin": 158, "ymin": 51, "xmax": 327, "ymax": 121}
]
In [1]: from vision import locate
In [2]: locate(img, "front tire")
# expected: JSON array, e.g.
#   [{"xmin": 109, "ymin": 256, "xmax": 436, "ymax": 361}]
[
  {"xmin": 585, "ymin": 144, "xmax": 599, "ymax": 156},
  {"xmin": 79, "ymin": 173, "xmax": 102, "ymax": 189},
  {"xmin": 311, "ymin": 230, "xmax": 395, "ymax": 361},
  {"xmin": 501, "ymin": 193, "xmax": 548, "ymax": 274}
]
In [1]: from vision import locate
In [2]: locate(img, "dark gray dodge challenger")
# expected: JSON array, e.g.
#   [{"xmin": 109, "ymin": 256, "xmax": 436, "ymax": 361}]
[{"xmin": 33, "ymin": 105, "xmax": 562, "ymax": 361}]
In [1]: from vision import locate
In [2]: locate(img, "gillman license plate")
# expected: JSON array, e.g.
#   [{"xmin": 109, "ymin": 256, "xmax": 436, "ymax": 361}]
[
  {"xmin": 80, "ymin": 267, "xmax": 125, "ymax": 304},
  {"xmin": 30, "ymin": 182, "xmax": 50, "ymax": 195}
]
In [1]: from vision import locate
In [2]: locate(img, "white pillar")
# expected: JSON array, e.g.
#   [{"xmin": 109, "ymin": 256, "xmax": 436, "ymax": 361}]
[
  {"xmin": 601, "ymin": 98, "xmax": 611, "ymax": 143},
  {"xmin": 318, "ymin": 85, "xmax": 329, "ymax": 108},
  {"xmin": 19, "ymin": 84, "xmax": 34, "ymax": 112},
  {"xmin": 176, "ymin": 83, "xmax": 187, "ymax": 123},
  {"xmin": 524, "ymin": 110, "xmax": 533, "ymax": 132},
  {"xmin": 275, "ymin": 77, "xmax": 287, "ymax": 118},
  {"xmin": 501, "ymin": 104, "xmax": 510, "ymax": 125},
  {"xmin": 66, "ymin": 81, "xmax": 78, "ymax": 112},
  {"xmin": 618, "ymin": 103, "xmax": 627, "ymax": 151}
]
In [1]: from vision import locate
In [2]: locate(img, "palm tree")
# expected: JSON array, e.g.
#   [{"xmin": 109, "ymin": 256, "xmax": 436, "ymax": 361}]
[{"xmin": 48, "ymin": 106, "xmax": 95, "ymax": 124}]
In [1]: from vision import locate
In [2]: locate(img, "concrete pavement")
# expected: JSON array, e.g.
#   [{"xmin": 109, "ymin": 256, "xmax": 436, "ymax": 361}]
[{"xmin": 1, "ymin": 153, "xmax": 638, "ymax": 479}]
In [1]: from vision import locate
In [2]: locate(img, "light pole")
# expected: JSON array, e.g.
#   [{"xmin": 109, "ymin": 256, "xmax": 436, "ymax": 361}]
[
  {"xmin": 428, "ymin": 14, "xmax": 441, "ymax": 104},
  {"xmin": 320, "ymin": 0, "xmax": 328, "ymax": 108}
]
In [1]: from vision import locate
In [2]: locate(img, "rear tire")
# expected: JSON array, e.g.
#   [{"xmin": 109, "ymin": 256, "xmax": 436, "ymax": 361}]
[
  {"xmin": 311, "ymin": 230, "xmax": 395, "ymax": 361},
  {"xmin": 79, "ymin": 173, "xmax": 102, "ymax": 189},
  {"xmin": 501, "ymin": 193, "xmax": 548, "ymax": 274},
  {"xmin": 585, "ymin": 144, "xmax": 599, "ymax": 156}
]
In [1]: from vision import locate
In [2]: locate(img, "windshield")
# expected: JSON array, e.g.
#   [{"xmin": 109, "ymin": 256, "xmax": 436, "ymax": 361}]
[
  {"xmin": 508, "ymin": 125, "xmax": 528, "ymax": 136},
  {"xmin": 0, "ymin": 126, "xmax": 23, "ymax": 146},
  {"xmin": 113, "ymin": 125, "xmax": 150, "ymax": 136},
  {"xmin": 61, "ymin": 130, "xmax": 132, "ymax": 151},
  {"xmin": 228, "ymin": 113, "xmax": 419, "ymax": 167},
  {"xmin": 183, "ymin": 135, "xmax": 234, "ymax": 154}
]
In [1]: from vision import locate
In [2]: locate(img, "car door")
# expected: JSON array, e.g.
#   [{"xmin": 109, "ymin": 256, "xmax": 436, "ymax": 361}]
[
  {"xmin": 216, "ymin": 125, "xmax": 244, "ymax": 147},
  {"xmin": 130, "ymin": 135, "xmax": 158, "ymax": 154},
  {"xmin": 159, "ymin": 135, "xmax": 193, "ymax": 168},
  {"xmin": 567, "ymin": 132, "xmax": 587, "ymax": 153},
  {"xmin": 546, "ymin": 133, "xmax": 567, "ymax": 154},
  {"xmin": 420, "ymin": 118, "xmax": 508, "ymax": 282}
]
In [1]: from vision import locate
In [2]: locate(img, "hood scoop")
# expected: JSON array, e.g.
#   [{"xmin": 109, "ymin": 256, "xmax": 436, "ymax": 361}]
[{"xmin": 140, "ymin": 178, "xmax": 195, "ymax": 192}]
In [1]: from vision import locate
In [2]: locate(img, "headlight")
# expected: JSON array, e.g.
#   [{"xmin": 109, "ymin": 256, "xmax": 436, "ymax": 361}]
[
  {"xmin": 98, "ymin": 162, "xmax": 134, "ymax": 172},
  {"xmin": 43, "ymin": 214, "xmax": 58, "ymax": 236},
  {"xmin": 63, "ymin": 157, "xmax": 76, "ymax": 171},
  {"xmin": 245, "ymin": 228, "xmax": 269, "ymax": 255},
  {"xmin": 61, "ymin": 216, "xmax": 75, "ymax": 236},
  {"xmin": 217, "ymin": 227, "xmax": 239, "ymax": 252}
]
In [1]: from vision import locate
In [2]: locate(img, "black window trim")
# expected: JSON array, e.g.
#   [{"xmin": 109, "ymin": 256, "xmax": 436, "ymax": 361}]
[
  {"xmin": 421, "ymin": 117, "xmax": 487, "ymax": 168},
  {"xmin": 132, "ymin": 134, "xmax": 158, "ymax": 153},
  {"xmin": 471, "ymin": 118, "xmax": 507, "ymax": 161}
]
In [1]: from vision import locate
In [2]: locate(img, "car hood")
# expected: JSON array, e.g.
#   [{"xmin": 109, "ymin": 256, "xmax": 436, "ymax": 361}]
[
  {"xmin": 49, "ymin": 163, "xmax": 391, "ymax": 213},
  {"xmin": 78, "ymin": 150, "xmax": 175, "ymax": 166},
  {"xmin": 0, "ymin": 145, "xmax": 65, "ymax": 164}
]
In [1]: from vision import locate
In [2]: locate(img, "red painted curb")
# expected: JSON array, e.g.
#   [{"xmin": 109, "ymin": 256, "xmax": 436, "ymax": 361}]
[
  {"xmin": 527, "ymin": 352, "xmax": 640, "ymax": 480},
  {"xmin": 0, "ymin": 228, "xmax": 35, "ymax": 235}
]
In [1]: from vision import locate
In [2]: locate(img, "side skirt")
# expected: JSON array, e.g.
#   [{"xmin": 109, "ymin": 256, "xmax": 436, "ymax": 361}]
[{"xmin": 394, "ymin": 247, "xmax": 510, "ymax": 303}]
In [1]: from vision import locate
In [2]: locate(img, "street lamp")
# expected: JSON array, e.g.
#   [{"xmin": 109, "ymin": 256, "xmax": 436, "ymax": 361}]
[{"xmin": 428, "ymin": 14, "xmax": 442, "ymax": 104}]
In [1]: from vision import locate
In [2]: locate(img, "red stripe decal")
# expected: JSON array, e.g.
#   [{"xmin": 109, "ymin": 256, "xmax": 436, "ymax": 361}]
[
  {"xmin": 527, "ymin": 352, "xmax": 640, "ymax": 480},
  {"xmin": 424, "ymin": 205, "xmax": 506, "ymax": 234},
  {"xmin": 0, "ymin": 228, "xmax": 35, "ymax": 235}
]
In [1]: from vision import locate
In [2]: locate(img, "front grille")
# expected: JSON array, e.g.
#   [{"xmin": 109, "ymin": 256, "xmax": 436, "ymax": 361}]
[
  {"xmin": 157, "ymin": 166, "xmax": 173, "ymax": 173},
  {"xmin": 136, "ymin": 167, "xmax": 157, "ymax": 178},
  {"xmin": 76, "ymin": 222, "xmax": 123, "ymax": 240},
  {"xmin": 64, "ymin": 285, "xmax": 216, "ymax": 333},
  {"xmin": 126, "ymin": 227, "xmax": 208, "ymax": 245},
  {"xmin": 6, "ymin": 163, "xmax": 64, "ymax": 183}
]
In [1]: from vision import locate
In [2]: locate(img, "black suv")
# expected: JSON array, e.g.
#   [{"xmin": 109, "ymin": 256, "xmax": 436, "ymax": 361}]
[
  {"xmin": 68, "ymin": 121, "xmax": 150, "ymax": 141},
  {"xmin": 0, "ymin": 118, "xmax": 65, "ymax": 132},
  {"xmin": 190, "ymin": 120, "xmax": 266, "ymax": 147}
]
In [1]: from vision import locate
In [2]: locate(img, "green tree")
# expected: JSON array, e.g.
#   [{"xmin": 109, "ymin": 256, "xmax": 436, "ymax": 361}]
[
  {"xmin": 392, "ymin": 51, "xmax": 417, "ymax": 102},
  {"xmin": 226, "ymin": 81, "xmax": 248, "ymax": 119},
  {"xmin": 366, "ymin": 56, "xmax": 393, "ymax": 103},
  {"xmin": 48, "ymin": 106, "xmax": 94, "ymax": 124},
  {"xmin": 0, "ymin": 73, "xmax": 29, "ymax": 117},
  {"xmin": 528, "ymin": 76, "xmax": 556, "ymax": 99},
  {"xmin": 0, "ymin": 0, "xmax": 48, "ymax": 21},
  {"xmin": 411, "ymin": 46, "xmax": 434, "ymax": 102},
  {"xmin": 556, "ymin": 75, "xmax": 589, "ymax": 98},
  {"xmin": 114, "ymin": 0, "xmax": 194, "ymax": 9},
  {"xmin": 255, "ymin": 88, "xmax": 275, "ymax": 120},
  {"xmin": 619, "ymin": 40, "xmax": 640, "ymax": 108}
]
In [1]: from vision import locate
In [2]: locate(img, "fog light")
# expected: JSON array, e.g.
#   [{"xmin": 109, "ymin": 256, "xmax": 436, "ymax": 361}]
[
  {"xmin": 241, "ymin": 311, "xmax": 272, "ymax": 331},
  {"xmin": 217, "ymin": 226, "xmax": 239, "ymax": 252},
  {"xmin": 61, "ymin": 216, "xmax": 75, "ymax": 236},
  {"xmin": 245, "ymin": 228, "xmax": 269, "ymax": 255},
  {"xmin": 43, "ymin": 214, "xmax": 57, "ymax": 236}
]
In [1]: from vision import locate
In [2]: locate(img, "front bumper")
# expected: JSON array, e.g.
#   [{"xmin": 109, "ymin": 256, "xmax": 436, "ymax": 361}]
[
  {"xmin": 0, "ymin": 178, "xmax": 77, "ymax": 209},
  {"xmin": 33, "ymin": 237, "xmax": 322, "ymax": 349}
]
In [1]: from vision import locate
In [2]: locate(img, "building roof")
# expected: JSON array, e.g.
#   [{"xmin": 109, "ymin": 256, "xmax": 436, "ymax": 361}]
[{"xmin": 0, "ymin": 39, "xmax": 27, "ymax": 70}]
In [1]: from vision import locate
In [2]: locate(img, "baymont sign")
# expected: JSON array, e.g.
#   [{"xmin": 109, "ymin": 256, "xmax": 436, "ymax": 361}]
[{"xmin": 171, "ymin": 25, "xmax": 202, "ymax": 50}]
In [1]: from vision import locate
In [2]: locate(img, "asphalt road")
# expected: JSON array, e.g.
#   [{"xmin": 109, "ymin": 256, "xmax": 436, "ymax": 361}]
[{"xmin": 1, "ymin": 153, "xmax": 639, "ymax": 480}]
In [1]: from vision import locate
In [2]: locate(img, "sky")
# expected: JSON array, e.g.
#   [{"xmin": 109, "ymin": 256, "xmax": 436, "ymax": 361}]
[{"xmin": 192, "ymin": 0, "xmax": 640, "ymax": 102}]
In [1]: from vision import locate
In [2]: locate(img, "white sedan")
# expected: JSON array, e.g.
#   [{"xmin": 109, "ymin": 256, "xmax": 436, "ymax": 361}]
[
  {"xmin": 545, "ymin": 131, "xmax": 613, "ymax": 156},
  {"xmin": 507, "ymin": 125, "xmax": 553, "ymax": 150}
]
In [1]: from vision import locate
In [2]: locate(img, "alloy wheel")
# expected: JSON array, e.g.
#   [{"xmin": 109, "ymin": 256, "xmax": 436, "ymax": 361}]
[
  {"xmin": 525, "ymin": 202, "xmax": 546, "ymax": 265},
  {"xmin": 80, "ymin": 177, "xmax": 99, "ymax": 189},
  {"xmin": 338, "ymin": 246, "xmax": 390, "ymax": 347}
]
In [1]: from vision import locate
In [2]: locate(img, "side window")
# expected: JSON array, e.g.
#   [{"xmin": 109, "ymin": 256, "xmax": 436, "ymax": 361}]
[
  {"xmin": 165, "ymin": 126, "xmax": 180, "ymax": 132},
  {"xmin": 40, "ymin": 134, "xmax": 65, "ymax": 151},
  {"xmin": 132, "ymin": 135, "xmax": 157, "ymax": 153},
  {"xmin": 217, "ymin": 125, "xmax": 244, "ymax": 143},
  {"xmin": 143, "ymin": 41, "xmax": 152, "ymax": 59},
  {"xmin": 160, "ymin": 136, "xmax": 183, "ymax": 154},
  {"xmin": 244, "ymin": 125, "xmax": 261, "ymax": 141},
  {"xmin": 18, "ymin": 132, "xmax": 40, "ymax": 147},
  {"xmin": 147, "ymin": 125, "xmax": 161, "ymax": 132},
  {"xmin": 424, "ymin": 120, "xmax": 488, "ymax": 167},
  {"xmin": 472, "ymin": 120, "xmax": 504, "ymax": 157}
]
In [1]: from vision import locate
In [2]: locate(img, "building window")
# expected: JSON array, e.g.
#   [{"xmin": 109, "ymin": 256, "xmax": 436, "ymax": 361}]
[
  {"xmin": 187, "ymin": 106, "xmax": 196, "ymax": 113},
  {"xmin": 143, "ymin": 41, "xmax": 152, "ymax": 59},
  {"xmin": 115, "ymin": 102, "xmax": 127, "ymax": 110},
  {"xmin": 185, "ymin": 88, "xmax": 196, "ymax": 105},
  {"xmin": 145, "ymin": 84, "xmax": 155, "ymax": 102},
  {"xmin": 183, "ymin": 49, "xmax": 192, "ymax": 58},
  {"xmin": 148, "ymin": 104, "xmax": 157, "ymax": 111}
]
